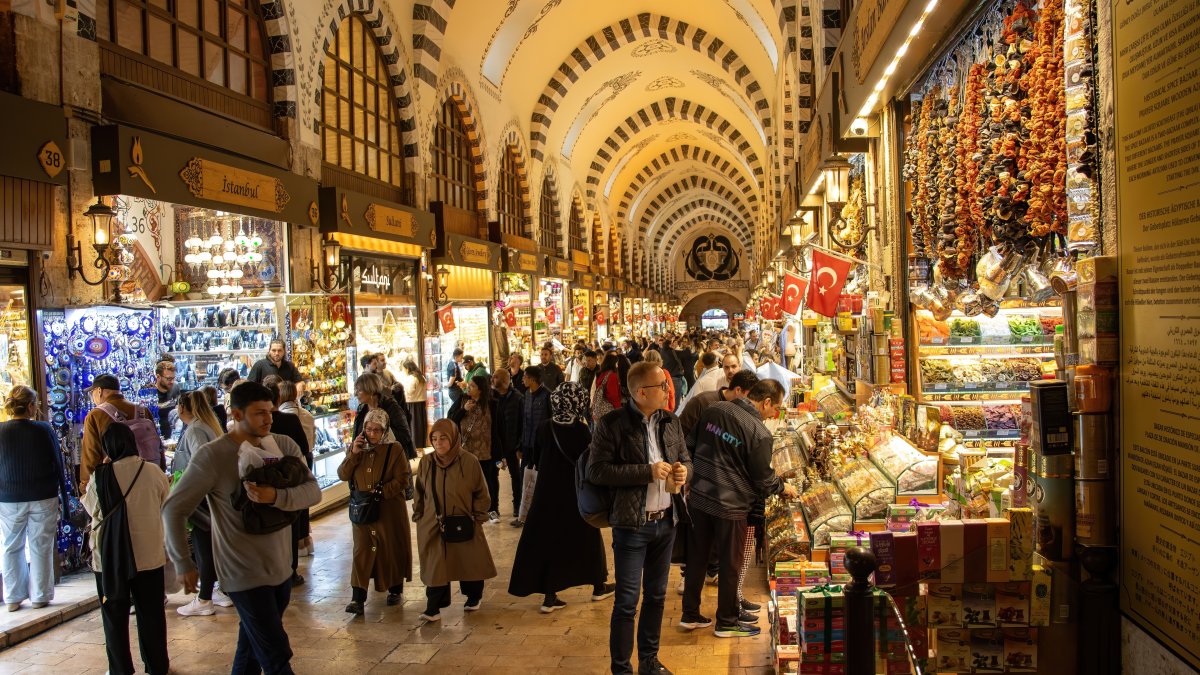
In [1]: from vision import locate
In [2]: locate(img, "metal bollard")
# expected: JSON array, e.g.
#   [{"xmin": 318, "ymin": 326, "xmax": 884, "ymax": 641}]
[{"xmin": 844, "ymin": 546, "xmax": 878, "ymax": 675}]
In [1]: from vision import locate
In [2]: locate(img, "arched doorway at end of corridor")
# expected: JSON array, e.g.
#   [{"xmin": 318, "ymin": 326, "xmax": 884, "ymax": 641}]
[
  {"xmin": 701, "ymin": 309, "xmax": 729, "ymax": 330},
  {"xmin": 679, "ymin": 291, "xmax": 747, "ymax": 332}
]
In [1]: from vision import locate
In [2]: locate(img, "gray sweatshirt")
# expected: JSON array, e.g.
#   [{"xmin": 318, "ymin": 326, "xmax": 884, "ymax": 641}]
[{"xmin": 162, "ymin": 433, "xmax": 320, "ymax": 592}]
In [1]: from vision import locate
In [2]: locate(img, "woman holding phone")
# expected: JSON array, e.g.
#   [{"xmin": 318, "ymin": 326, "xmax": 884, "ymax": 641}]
[{"xmin": 338, "ymin": 409, "xmax": 412, "ymax": 615}]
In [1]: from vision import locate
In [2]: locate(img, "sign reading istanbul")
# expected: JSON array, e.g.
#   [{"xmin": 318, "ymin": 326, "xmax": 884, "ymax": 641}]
[
  {"xmin": 179, "ymin": 158, "xmax": 290, "ymax": 213},
  {"xmin": 364, "ymin": 203, "xmax": 416, "ymax": 238}
]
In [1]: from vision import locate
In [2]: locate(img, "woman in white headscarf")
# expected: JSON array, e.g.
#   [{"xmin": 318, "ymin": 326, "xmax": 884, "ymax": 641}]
[
  {"xmin": 507, "ymin": 383, "xmax": 614, "ymax": 613},
  {"xmin": 338, "ymin": 408, "xmax": 412, "ymax": 615}
]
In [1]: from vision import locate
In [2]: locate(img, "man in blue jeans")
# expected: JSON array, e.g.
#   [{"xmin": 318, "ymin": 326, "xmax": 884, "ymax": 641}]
[
  {"xmin": 588, "ymin": 361, "xmax": 692, "ymax": 675},
  {"xmin": 163, "ymin": 382, "xmax": 320, "ymax": 674}
]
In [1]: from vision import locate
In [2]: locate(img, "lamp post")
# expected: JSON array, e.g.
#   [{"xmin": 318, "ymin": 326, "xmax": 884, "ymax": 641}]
[{"xmin": 67, "ymin": 198, "xmax": 118, "ymax": 296}]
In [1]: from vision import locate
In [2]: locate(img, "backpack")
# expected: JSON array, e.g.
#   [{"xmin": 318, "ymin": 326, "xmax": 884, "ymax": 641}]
[
  {"xmin": 97, "ymin": 403, "xmax": 165, "ymax": 469},
  {"xmin": 551, "ymin": 424, "xmax": 613, "ymax": 529},
  {"xmin": 591, "ymin": 372, "xmax": 617, "ymax": 422}
]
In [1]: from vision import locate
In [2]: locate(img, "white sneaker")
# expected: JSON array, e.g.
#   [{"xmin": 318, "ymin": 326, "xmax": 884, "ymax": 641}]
[
  {"xmin": 177, "ymin": 598, "xmax": 215, "ymax": 617},
  {"xmin": 212, "ymin": 589, "xmax": 234, "ymax": 608},
  {"xmin": 676, "ymin": 578, "xmax": 685, "ymax": 595},
  {"xmin": 487, "ymin": 511, "xmax": 500, "ymax": 523}
]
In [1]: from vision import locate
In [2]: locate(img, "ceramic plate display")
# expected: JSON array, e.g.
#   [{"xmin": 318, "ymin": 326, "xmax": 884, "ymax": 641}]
[
  {"xmin": 126, "ymin": 315, "xmax": 142, "ymax": 333},
  {"xmin": 54, "ymin": 368, "xmax": 71, "ymax": 387},
  {"xmin": 84, "ymin": 336, "xmax": 112, "ymax": 360}
]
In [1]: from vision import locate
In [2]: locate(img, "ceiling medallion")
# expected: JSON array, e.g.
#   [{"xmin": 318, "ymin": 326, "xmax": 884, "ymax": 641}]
[
  {"xmin": 632, "ymin": 39, "xmax": 677, "ymax": 57},
  {"xmin": 646, "ymin": 75, "xmax": 685, "ymax": 91}
]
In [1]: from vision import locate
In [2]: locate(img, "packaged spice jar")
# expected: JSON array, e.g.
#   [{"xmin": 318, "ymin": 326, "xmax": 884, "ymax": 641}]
[{"xmin": 1073, "ymin": 364, "xmax": 1111, "ymax": 413}]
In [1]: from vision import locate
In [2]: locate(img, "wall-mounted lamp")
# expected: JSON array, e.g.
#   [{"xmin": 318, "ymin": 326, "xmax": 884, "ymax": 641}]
[
  {"xmin": 824, "ymin": 163, "xmax": 875, "ymax": 250},
  {"xmin": 436, "ymin": 265, "xmax": 450, "ymax": 303},
  {"xmin": 66, "ymin": 198, "xmax": 117, "ymax": 287},
  {"xmin": 310, "ymin": 235, "xmax": 347, "ymax": 293}
]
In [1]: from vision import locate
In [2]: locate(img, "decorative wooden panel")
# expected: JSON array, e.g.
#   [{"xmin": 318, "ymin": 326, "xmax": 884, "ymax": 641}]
[{"xmin": 0, "ymin": 176, "xmax": 55, "ymax": 251}]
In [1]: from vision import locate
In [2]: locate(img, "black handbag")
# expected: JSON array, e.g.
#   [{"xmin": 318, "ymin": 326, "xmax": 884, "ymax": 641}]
[
  {"xmin": 348, "ymin": 444, "xmax": 392, "ymax": 525},
  {"xmin": 432, "ymin": 462, "xmax": 475, "ymax": 543}
]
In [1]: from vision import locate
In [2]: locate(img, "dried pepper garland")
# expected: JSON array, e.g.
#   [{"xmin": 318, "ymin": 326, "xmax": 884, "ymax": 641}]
[
  {"xmin": 935, "ymin": 89, "xmax": 965, "ymax": 278},
  {"xmin": 1022, "ymin": 0, "xmax": 1067, "ymax": 237},
  {"xmin": 955, "ymin": 63, "xmax": 987, "ymax": 271},
  {"xmin": 913, "ymin": 93, "xmax": 939, "ymax": 260}
]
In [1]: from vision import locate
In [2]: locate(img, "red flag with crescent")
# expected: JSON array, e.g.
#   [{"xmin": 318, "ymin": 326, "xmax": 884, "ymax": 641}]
[
  {"xmin": 758, "ymin": 297, "xmax": 769, "ymax": 320},
  {"xmin": 746, "ymin": 306, "xmax": 756, "ymax": 321},
  {"xmin": 806, "ymin": 249, "xmax": 854, "ymax": 317},
  {"xmin": 546, "ymin": 304, "xmax": 558, "ymax": 325},
  {"xmin": 573, "ymin": 305, "xmax": 587, "ymax": 322},
  {"xmin": 782, "ymin": 271, "xmax": 808, "ymax": 316},
  {"xmin": 437, "ymin": 305, "xmax": 456, "ymax": 333},
  {"xmin": 595, "ymin": 309, "xmax": 607, "ymax": 325},
  {"xmin": 764, "ymin": 296, "xmax": 783, "ymax": 320},
  {"xmin": 502, "ymin": 305, "xmax": 517, "ymax": 328}
]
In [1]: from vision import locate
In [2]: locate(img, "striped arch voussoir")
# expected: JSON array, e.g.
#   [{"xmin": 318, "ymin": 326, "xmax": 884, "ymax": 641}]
[
  {"xmin": 412, "ymin": 0, "xmax": 456, "ymax": 87},
  {"xmin": 647, "ymin": 200, "xmax": 751, "ymax": 250},
  {"xmin": 615, "ymin": 145, "xmax": 759, "ymax": 209},
  {"xmin": 439, "ymin": 81, "xmax": 489, "ymax": 214},
  {"xmin": 662, "ymin": 215, "xmax": 751, "ymax": 261},
  {"xmin": 626, "ymin": 175, "xmax": 753, "ymax": 227}
]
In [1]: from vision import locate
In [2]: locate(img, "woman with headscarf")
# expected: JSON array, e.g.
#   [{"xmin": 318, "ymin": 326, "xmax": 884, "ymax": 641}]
[
  {"xmin": 507, "ymin": 383, "xmax": 614, "ymax": 613},
  {"xmin": 83, "ymin": 424, "xmax": 171, "ymax": 675},
  {"xmin": 338, "ymin": 408, "xmax": 413, "ymax": 615},
  {"xmin": 412, "ymin": 418, "xmax": 496, "ymax": 621},
  {"xmin": 354, "ymin": 372, "xmax": 416, "ymax": 460}
]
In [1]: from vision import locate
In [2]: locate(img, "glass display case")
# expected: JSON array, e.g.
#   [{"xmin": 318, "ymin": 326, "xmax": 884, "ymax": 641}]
[
  {"xmin": 284, "ymin": 294, "xmax": 352, "ymax": 413},
  {"xmin": 159, "ymin": 299, "xmax": 280, "ymax": 390},
  {"xmin": 772, "ymin": 432, "xmax": 807, "ymax": 481},
  {"xmin": 0, "ymin": 283, "xmax": 31, "ymax": 422},
  {"xmin": 430, "ymin": 305, "xmax": 490, "ymax": 422},
  {"xmin": 764, "ymin": 498, "xmax": 812, "ymax": 564},
  {"xmin": 498, "ymin": 273, "xmax": 534, "ymax": 364},
  {"xmin": 310, "ymin": 409, "xmax": 354, "ymax": 513},
  {"xmin": 831, "ymin": 458, "xmax": 896, "ymax": 522},
  {"xmin": 869, "ymin": 434, "xmax": 940, "ymax": 495},
  {"xmin": 797, "ymin": 480, "xmax": 853, "ymax": 548},
  {"xmin": 535, "ymin": 278, "xmax": 566, "ymax": 349}
]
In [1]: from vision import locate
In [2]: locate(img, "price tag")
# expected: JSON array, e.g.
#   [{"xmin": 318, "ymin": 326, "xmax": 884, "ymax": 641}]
[
  {"xmin": 933, "ymin": 383, "xmax": 948, "ymax": 391},
  {"xmin": 1021, "ymin": 335, "xmax": 1035, "ymax": 343},
  {"xmin": 929, "ymin": 337, "xmax": 945, "ymax": 345},
  {"xmin": 964, "ymin": 383, "xmax": 979, "ymax": 390}
]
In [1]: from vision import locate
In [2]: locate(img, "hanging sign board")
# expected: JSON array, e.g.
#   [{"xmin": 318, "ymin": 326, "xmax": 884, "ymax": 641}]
[
  {"xmin": 0, "ymin": 90, "xmax": 69, "ymax": 185},
  {"xmin": 851, "ymin": 0, "xmax": 910, "ymax": 84},
  {"xmin": 1115, "ymin": 0, "xmax": 1200, "ymax": 668},
  {"xmin": 319, "ymin": 187, "xmax": 436, "ymax": 246},
  {"xmin": 433, "ymin": 232, "xmax": 500, "ymax": 271}
]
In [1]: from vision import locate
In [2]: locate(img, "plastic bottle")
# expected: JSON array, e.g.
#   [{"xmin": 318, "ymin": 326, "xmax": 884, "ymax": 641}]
[{"xmin": 1053, "ymin": 324, "xmax": 1065, "ymax": 370}]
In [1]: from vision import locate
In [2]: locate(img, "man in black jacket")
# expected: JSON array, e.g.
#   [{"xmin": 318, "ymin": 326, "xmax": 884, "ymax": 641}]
[
  {"xmin": 492, "ymin": 369, "xmax": 524, "ymax": 518},
  {"xmin": 658, "ymin": 337, "xmax": 686, "ymax": 411},
  {"xmin": 514, "ymin": 366, "xmax": 551, "ymax": 526},
  {"xmin": 588, "ymin": 361, "xmax": 691, "ymax": 675},
  {"xmin": 680, "ymin": 379, "xmax": 797, "ymax": 638}
]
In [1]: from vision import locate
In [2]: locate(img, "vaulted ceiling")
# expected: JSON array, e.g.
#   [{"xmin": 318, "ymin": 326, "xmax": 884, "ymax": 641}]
[{"xmin": 425, "ymin": 0, "xmax": 801, "ymax": 290}]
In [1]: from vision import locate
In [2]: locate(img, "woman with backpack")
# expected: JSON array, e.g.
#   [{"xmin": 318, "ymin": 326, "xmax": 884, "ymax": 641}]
[
  {"xmin": 84, "ymin": 424, "xmax": 171, "ymax": 675},
  {"xmin": 0, "ymin": 386, "xmax": 69, "ymax": 612},
  {"xmin": 508, "ymin": 383, "xmax": 614, "ymax": 613}
]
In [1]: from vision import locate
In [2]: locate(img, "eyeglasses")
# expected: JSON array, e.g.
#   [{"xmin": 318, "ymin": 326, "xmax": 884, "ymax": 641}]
[{"xmin": 639, "ymin": 381, "xmax": 669, "ymax": 393}]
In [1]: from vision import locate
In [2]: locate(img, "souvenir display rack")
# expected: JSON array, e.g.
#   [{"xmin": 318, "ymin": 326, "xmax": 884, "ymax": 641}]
[
  {"xmin": 284, "ymin": 294, "xmax": 353, "ymax": 413},
  {"xmin": 159, "ymin": 298, "xmax": 279, "ymax": 390}
]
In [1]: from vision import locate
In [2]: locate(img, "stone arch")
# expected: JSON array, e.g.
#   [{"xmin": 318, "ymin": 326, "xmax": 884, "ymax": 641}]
[
  {"xmin": 312, "ymin": 0, "xmax": 420, "ymax": 173},
  {"xmin": 434, "ymin": 76, "xmax": 489, "ymax": 214},
  {"xmin": 613, "ymin": 145, "xmax": 760, "ymax": 207},
  {"xmin": 680, "ymin": 291, "xmax": 747, "ymax": 328},
  {"xmin": 411, "ymin": 0, "xmax": 456, "ymax": 87},
  {"xmin": 529, "ymin": 13, "xmax": 772, "ymax": 161},
  {"xmin": 647, "ymin": 199, "xmax": 751, "ymax": 244},
  {"xmin": 586, "ymin": 98, "xmax": 764, "ymax": 196},
  {"xmin": 633, "ymin": 176, "xmax": 754, "ymax": 227},
  {"xmin": 495, "ymin": 124, "xmax": 533, "ymax": 236},
  {"xmin": 537, "ymin": 163, "xmax": 563, "ymax": 254}
]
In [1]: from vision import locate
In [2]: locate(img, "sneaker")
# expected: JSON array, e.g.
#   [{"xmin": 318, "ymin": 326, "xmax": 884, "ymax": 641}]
[
  {"xmin": 738, "ymin": 610, "xmax": 759, "ymax": 624},
  {"xmin": 510, "ymin": 518, "xmax": 524, "ymax": 528},
  {"xmin": 31, "ymin": 601, "xmax": 48, "ymax": 609},
  {"xmin": 212, "ymin": 589, "xmax": 234, "ymax": 608},
  {"xmin": 5, "ymin": 603, "xmax": 19, "ymax": 612},
  {"xmin": 678, "ymin": 614, "xmax": 713, "ymax": 630},
  {"xmin": 418, "ymin": 611, "xmax": 441, "ymax": 622},
  {"xmin": 177, "ymin": 598, "xmax": 215, "ymax": 617},
  {"xmin": 488, "ymin": 511, "xmax": 500, "ymax": 523},
  {"xmin": 638, "ymin": 658, "xmax": 674, "ymax": 675},
  {"xmin": 675, "ymin": 578, "xmax": 685, "ymax": 595},
  {"xmin": 591, "ymin": 583, "xmax": 616, "ymax": 601},
  {"xmin": 740, "ymin": 598, "xmax": 761, "ymax": 613},
  {"xmin": 464, "ymin": 598, "xmax": 482, "ymax": 612},
  {"xmin": 344, "ymin": 601, "xmax": 364, "ymax": 615},
  {"xmin": 713, "ymin": 622, "xmax": 761, "ymax": 638},
  {"xmin": 540, "ymin": 599, "xmax": 567, "ymax": 613},
  {"xmin": 705, "ymin": 573, "xmax": 718, "ymax": 586}
]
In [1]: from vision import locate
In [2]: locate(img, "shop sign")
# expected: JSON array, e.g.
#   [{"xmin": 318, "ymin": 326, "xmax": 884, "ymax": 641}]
[
  {"xmin": 800, "ymin": 115, "xmax": 825, "ymax": 191},
  {"xmin": 0, "ymin": 91, "xmax": 69, "ymax": 186},
  {"xmin": 546, "ymin": 257, "xmax": 572, "ymax": 279},
  {"xmin": 1115, "ymin": 0, "xmax": 1200, "ymax": 667},
  {"xmin": 434, "ymin": 232, "xmax": 500, "ymax": 270},
  {"xmin": 179, "ymin": 158, "xmax": 290, "ymax": 213},
  {"xmin": 504, "ymin": 248, "xmax": 541, "ymax": 274},
  {"xmin": 353, "ymin": 263, "xmax": 397, "ymax": 294},
  {"xmin": 91, "ymin": 125, "xmax": 318, "ymax": 224},
  {"xmin": 851, "ymin": 0, "xmax": 909, "ymax": 85},
  {"xmin": 365, "ymin": 203, "xmax": 417, "ymax": 238},
  {"xmin": 675, "ymin": 280, "xmax": 750, "ymax": 291},
  {"xmin": 459, "ymin": 240, "xmax": 492, "ymax": 265},
  {"xmin": 733, "ymin": 313, "xmax": 745, "ymax": 320}
]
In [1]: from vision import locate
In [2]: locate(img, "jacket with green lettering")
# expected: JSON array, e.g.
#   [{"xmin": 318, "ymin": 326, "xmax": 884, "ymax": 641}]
[{"xmin": 686, "ymin": 398, "xmax": 784, "ymax": 519}]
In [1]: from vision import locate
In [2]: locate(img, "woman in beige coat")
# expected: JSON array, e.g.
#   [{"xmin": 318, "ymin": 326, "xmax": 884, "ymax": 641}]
[
  {"xmin": 412, "ymin": 418, "xmax": 496, "ymax": 622},
  {"xmin": 338, "ymin": 408, "xmax": 412, "ymax": 615}
]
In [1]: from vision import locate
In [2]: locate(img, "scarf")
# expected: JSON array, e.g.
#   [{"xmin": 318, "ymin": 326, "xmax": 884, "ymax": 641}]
[
  {"xmin": 550, "ymin": 382, "xmax": 590, "ymax": 425},
  {"xmin": 364, "ymin": 407, "xmax": 398, "ymax": 444},
  {"xmin": 95, "ymin": 425, "xmax": 144, "ymax": 605},
  {"xmin": 429, "ymin": 417, "xmax": 462, "ymax": 468}
]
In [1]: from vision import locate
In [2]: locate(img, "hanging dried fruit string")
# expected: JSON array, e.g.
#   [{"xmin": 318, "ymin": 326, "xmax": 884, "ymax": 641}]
[
  {"xmin": 956, "ymin": 63, "xmax": 987, "ymax": 272},
  {"xmin": 1022, "ymin": 0, "xmax": 1067, "ymax": 238},
  {"xmin": 934, "ymin": 86, "xmax": 963, "ymax": 279},
  {"xmin": 915, "ymin": 92, "xmax": 939, "ymax": 260}
]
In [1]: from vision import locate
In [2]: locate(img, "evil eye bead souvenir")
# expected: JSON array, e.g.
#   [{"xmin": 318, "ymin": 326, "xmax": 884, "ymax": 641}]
[
  {"xmin": 81, "ymin": 316, "xmax": 97, "ymax": 334},
  {"xmin": 50, "ymin": 319, "xmax": 65, "ymax": 337},
  {"xmin": 84, "ymin": 336, "xmax": 112, "ymax": 360},
  {"xmin": 140, "ymin": 315, "xmax": 153, "ymax": 333},
  {"xmin": 50, "ymin": 388, "xmax": 68, "ymax": 406},
  {"xmin": 54, "ymin": 368, "xmax": 71, "ymax": 387},
  {"xmin": 162, "ymin": 324, "xmax": 176, "ymax": 346},
  {"xmin": 69, "ymin": 335, "xmax": 87, "ymax": 357},
  {"xmin": 101, "ymin": 316, "xmax": 117, "ymax": 334},
  {"xmin": 126, "ymin": 316, "xmax": 141, "ymax": 333},
  {"xmin": 51, "ymin": 411, "xmax": 66, "ymax": 427}
]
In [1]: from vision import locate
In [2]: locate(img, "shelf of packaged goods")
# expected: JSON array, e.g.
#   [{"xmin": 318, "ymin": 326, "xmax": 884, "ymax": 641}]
[{"xmin": 173, "ymin": 325, "xmax": 276, "ymax": 332}]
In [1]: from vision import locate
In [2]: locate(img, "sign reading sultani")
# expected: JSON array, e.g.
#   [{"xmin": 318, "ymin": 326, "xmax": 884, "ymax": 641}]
[{"xmin": 365, "ymin": 203, "xmax": 417, "ymax": 238}]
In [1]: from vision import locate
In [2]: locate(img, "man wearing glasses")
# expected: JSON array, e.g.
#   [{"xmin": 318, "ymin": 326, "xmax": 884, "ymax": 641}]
[
  {"xmin": 680, "ymin": 379, "xmax": 798, "ymax": 638},
  {"xmin": 587, "ymin": 361, "xmax": 691, "ymax": 675}
]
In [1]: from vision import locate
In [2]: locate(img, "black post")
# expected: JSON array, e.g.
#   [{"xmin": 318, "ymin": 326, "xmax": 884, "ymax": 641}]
[
  {"xmin": 844, "ymin": 546, "xmax": 878, "ymax": 675},
  {"xmin": 1077, "ymin": 545, "xmax": 1120, "ymax": 675}
]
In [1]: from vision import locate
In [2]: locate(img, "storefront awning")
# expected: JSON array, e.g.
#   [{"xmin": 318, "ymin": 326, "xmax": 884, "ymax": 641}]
[
  {"xmin": 318, "ymin": 187, "xmax": 435, "ymax": 249},
  {"xmin": 575, "ymin": 271, "xmax": 597, "ymax": 291},
  {"xmin": 502, "ymin": 247, "xmax": 543, "ymax": 275},
  {"xmin": 91, "ymin": 124, "xmax": 319, "ymax": 224},
  {"xmin": 0, "ymin": 91, "xmax": 68, "ymax": 186},
  {"xmin": 433, "ymin": 232, "xmax": 501, "ymax": 271},
  {"xmin": 543, "ymin": 256, "xmax": 573, "ymax": 281}
]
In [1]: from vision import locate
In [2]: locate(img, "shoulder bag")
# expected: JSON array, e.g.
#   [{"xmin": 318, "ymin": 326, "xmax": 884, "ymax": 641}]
[
  {"xmin": 432, "ymin": 462, "xmax": 475, "ymax": 543},
  {"xmin": 551, "ymin": 424, "xmax": 613, "ymax": 529},
  {"xmin": 347, "ymin": 443, "xmax": 392, "ymax": 525},
  {"xmin": 591, "ymin": 372, "xmax": 617, "ymax": 421}
]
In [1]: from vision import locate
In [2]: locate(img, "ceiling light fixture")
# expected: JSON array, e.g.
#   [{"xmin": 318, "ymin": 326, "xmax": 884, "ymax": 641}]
[{"xmin": 856, "ymin": 0, "xmax": 940, "ymax": 120}]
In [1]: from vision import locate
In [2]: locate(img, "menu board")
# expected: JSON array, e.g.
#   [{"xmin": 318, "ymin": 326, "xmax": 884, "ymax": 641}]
[{"xmin": 1115, "ymin": 0, "xmax": 1200, "ymax": 667}]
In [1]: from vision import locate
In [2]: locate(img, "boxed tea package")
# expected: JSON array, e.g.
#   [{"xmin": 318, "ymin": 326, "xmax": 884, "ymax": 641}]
[
  {"xmin": 986, "ymin": 517, "xmax": 1012, "ymax": 582},
  {"xmin": 970, "ymin": 628, "xmax": 1005, "ymax": 673},
  {"xmin": 1003, "ymin": 627, "xmax": 1039, "ymax": 672},
  {"xmin": 893, "ymin": 532, "xmax": 920, "ymax": 589},
  {"xmin": 870, "ymin": 531, "xmax": 896, "ymax": 587},
  {"xmin": 940, "ymin": 520, "xmax": 965, "ymax": 583},
  {"xmin": 927, "ymin": 583, "xmax": 963, "ymax": 627},
  {"xmin": 996, "ymin": 582, "xmax": 1031, "ymax": 627},
  {"xmin": 963, "ymin": 583, "xmax": 998, "ymax": 627},
  {"xmin": 917, "ymin": 521, "xmax": 941, "ymax": 578},
  {"xmin": 935, "ymin": 628, "xmax": 971, "ymax": 673},
  {"xmin": 1006, "ymin": 507, "xmax": 1035, "ymax": 580},
  {"xmin": 1030, "ymin": 565, "xmax": 1053, "ymax": 626}
]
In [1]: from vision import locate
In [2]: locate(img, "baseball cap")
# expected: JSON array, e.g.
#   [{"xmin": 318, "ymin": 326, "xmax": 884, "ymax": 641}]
[{"xmin": 83, "ymin": 374, "xmax": 121, "ymax": 392}]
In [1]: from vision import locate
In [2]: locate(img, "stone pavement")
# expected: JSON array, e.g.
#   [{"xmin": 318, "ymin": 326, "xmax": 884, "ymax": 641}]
[{"xmin": 0, "ymin": 485, "xmax": 774, "ymax": 674}]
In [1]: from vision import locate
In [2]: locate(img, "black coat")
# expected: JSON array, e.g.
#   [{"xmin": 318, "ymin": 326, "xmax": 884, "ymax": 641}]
[
  {"xmin": 508, "ymin": 421, "xmax": 607, "ymax": 597},
  {"xmin": 354, "ymin": 396, "xmax": 416, "ymax": 459},
  {"xmin": 678, "ymin": 349, "xmax": 698, "ymax": 388},
  {"xmin": 492, "ymin": 388, "xmax": 524, "ymax": 459}
]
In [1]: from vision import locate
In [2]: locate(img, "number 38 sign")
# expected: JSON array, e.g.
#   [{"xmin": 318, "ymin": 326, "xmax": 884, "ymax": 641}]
[{"xmin": 38, "ymin": 141, "xmax": 65, "ymax": 179}]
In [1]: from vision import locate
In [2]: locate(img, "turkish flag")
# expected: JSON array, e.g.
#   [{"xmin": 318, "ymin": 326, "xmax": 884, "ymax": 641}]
[
  {"xmin": 764, "ymin": 296, "xmax": 783, "ymax": 320},
  {"xmin": 806, "ymin": 249, "xmax": 854, "ymax": 317},
  {"xmin": 782, "ymin": 271, "xmax": 808, "ymax": 316},
  {"xmin": 545, "ymin": 305, "xmax": 557, "ymax": 325},
  {"xmin": 437, "ymin": 305, "xmax": 456, "ymax": 333},
  {"xmin": 502, "ymin": 305, "xmax": 517, "ymax": 328},
  {"xmin": 595, "ymin": 309, "xmax": 607, "ymax": 325},
  {"xmin": 574, "ymin": 305, "xmax": 587, "ymax": 322},
  {"xmin": 746, "ymin": 307, "xmax": 756, "ymax": 321}
]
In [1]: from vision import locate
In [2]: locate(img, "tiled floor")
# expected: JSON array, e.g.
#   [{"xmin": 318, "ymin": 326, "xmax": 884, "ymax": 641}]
[{"xmin": 0, "ymin": 481, "xmax": 774, "ymax": 674}]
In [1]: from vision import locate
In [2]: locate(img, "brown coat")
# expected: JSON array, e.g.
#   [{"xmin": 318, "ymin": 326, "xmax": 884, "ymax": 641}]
[
  {"xmin": 459, "ymin": 404, "xmax": 492, "ymax": 461},
  {"xmin": 411, "ymin": 452, "xmax": 497, "ymax": 587},
  {"xmin": 337, "ymin": 442, "xmax": 413, "ymax": 590},
  {"xmin": 79, "ymin": 395, "xmax": 138, "ymax": 491}
]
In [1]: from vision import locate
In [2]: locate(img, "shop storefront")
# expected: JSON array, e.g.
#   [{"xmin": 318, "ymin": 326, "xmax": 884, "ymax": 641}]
[
  {"xmin": 593, "ymin": 277, "xmax": 613, "ymax": 344},
  {"xmin": 430, "ymin": 232, "xmax": 500, "ymax": 422},
  {"xmin": 497, "ymin": 247, "xmax": 542, "ymax": 364},
  {"xmin": 536, "ymin": 256, "xmax": 572, "ymax": 350},
  {"xmin": 570, "ymin": 271, "xmax": 596, "ymax": 345}
]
